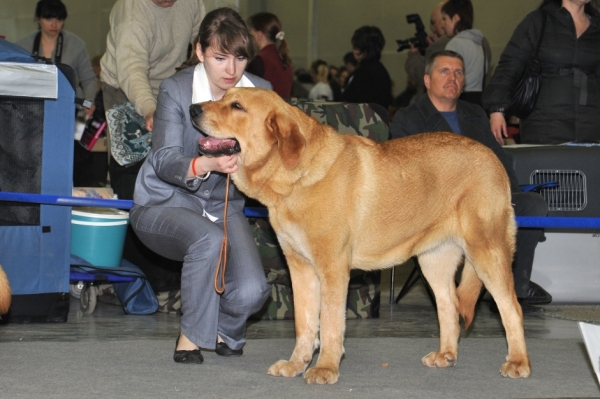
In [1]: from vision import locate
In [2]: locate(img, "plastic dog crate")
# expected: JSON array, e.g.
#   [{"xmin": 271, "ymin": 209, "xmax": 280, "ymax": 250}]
[
  {"xmin": 0, "ymin": 39, "xmax": 75, "ymax": 322},
  {"xmin": 504, "ymin": 145, "xmax": 600, "ymax": 303}
]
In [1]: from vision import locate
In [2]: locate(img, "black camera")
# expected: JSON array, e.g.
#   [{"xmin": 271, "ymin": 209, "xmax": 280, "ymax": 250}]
[{"xmin": 396, "ymin": 14, "xmax": 428, "ymax": 56}]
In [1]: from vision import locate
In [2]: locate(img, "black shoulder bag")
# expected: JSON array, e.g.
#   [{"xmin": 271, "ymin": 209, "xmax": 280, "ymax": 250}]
[{"xmin": 508, "ymin": 10, "xmax": 547, "ymax": 119}]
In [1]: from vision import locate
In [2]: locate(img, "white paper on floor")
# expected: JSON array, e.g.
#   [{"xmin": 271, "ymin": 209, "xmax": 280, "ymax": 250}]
[{"xmin": 578, "ymin": 321, "xmax": 600, "ymax": 386}]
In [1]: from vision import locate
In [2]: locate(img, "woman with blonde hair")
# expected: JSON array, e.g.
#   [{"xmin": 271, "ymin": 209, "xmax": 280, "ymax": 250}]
[
  {"xmin": 308, "ymin": 59, "xmax": 333, "ymax": 101},
  {"xmin": 246, "ymin": 12, "xmax": 294, "ymax": 98}
]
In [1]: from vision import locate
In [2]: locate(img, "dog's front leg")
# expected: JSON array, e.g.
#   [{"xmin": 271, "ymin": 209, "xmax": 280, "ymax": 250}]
[
  {"xmin": 268, "ymin": 254, "xmax": 320, "ymax": 378},
  {"xmin": 303, "ymin": 266, "xmax": 350, "ymax": 385}
]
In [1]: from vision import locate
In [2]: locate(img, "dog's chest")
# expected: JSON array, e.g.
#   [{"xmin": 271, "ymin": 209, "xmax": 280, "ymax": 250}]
[{"xmin": 273, "ymin": 221, "xmax": 314, "ymax": 263}]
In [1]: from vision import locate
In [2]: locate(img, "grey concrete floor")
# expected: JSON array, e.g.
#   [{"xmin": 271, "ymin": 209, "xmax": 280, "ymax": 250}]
[{"xmin": 0, "ymin": 262, "xmax": 583, "ymax": 343}]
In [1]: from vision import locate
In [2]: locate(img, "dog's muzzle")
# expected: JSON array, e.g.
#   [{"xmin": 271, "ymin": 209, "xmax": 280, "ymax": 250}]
[
  {"xmin": 198, "ymin": 137, "xmax": 241, "ymax": 156},
  {"xmin": 190, "ymin": 104, "xmax": 241, "ymax": 156}
]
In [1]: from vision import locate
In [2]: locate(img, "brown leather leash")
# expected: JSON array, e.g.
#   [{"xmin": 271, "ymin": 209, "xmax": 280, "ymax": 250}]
[{"xmin": 214, "ymin": 173, "xmax": 230, "ymax": 294}]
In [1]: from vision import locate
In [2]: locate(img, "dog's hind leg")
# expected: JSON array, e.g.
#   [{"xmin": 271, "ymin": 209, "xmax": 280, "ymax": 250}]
[
  {"xmin": 418, "ymin": 242, "xmax": 464, "ymax": 368},
  {"xmin": 466, "ymin": 242, "xmax": 531, "ymax": 378},
  {"xmin": 456, "ymin": 260, "xmax": 483, "ymax": 329},
  {"xmin": 267, "ymin": 253, "xmax": 321, "ymax": 379}
]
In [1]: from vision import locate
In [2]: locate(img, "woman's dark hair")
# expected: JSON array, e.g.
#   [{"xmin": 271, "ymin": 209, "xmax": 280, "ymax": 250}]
[
  {"xmin": 247, "ymin": 12, "xmax": 292, "ymax": 68},
  {"xmin": 538, "ymin": 0, "xmax": 600, "ymax": 15},
  {"xmin": 343, "ymin": 51, "xmax": 358, "ymax": 67},
  {"xmin": 35, "ymin": 0, "xmax": 67, "ymax": 21},
  {"xmin": 441, "ymin": 0, "xmax": 474, "ymax": 33},
  {"xmin": 178, "ymin": 7, "xmax": 256, "ymax": 70},
  {"xmin": 351, "ymin": 26, "xmax": 385, "ymax": 61}
]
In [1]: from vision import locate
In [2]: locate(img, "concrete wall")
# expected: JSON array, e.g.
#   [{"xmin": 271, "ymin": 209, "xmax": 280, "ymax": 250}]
[{"xmin": 0, "ymin": 0, "xmax": 541, "ymax": 97}]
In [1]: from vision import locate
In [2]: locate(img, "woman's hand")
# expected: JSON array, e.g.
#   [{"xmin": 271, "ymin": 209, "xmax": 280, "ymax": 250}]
[
  {"xmin": 490, "ymin": 112, "xmax": 507, "ymax": 145},
  {"xmin": 209, "ymin": 154, "xmax": 238, "ymax": 174},
  {"xmin": 190, "ymin": 155, "xmax": 238, "ymax": 178}
]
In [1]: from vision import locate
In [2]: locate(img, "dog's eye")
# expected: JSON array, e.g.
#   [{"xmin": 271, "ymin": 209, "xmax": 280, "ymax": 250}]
[{"xmin": 231, "ymin": 102, "xmax": 245, "ymax": 111}]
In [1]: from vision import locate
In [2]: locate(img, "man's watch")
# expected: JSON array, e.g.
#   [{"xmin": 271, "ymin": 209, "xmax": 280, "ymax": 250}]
[{"xmin": 492, "ymin": 108, "xmax": 505, "ymax": 115}]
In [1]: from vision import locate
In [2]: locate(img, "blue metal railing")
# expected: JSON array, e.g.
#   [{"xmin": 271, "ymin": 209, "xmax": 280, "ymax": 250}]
[{"xmin": 1, "ymin": 191, "xmax": 599, "ymax": 229}]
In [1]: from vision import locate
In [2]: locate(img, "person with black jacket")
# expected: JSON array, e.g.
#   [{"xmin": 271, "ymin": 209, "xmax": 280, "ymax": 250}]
[
  {"xmin": 342, "ymin": 25, "xmax": 393, "ymax": 110},
  {"xmin": 391, "ymin": 50, "xmax": 551, "ymax": 314},
  {"xmin": 482, "ymin": 0, "xmax": 600, "ymax": 145}
]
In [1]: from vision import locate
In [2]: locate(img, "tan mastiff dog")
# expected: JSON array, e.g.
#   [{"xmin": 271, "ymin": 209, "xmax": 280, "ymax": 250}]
[{"xmin": 190, "ymin": 88, "xmax": 530, "ymax": 384}]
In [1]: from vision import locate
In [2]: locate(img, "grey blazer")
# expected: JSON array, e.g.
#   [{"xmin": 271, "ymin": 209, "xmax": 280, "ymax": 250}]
[{"xmin": 133, "ymin": 66, "xmax": 272, "ymax": 218}]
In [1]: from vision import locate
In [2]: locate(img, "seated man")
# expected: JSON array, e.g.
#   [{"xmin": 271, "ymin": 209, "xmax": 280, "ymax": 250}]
[{"xmin": 390, "ymin": 50, "xmax": 551, "ymax": 314}]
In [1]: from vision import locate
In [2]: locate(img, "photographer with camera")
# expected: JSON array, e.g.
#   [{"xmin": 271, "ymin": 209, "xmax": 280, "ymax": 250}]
[{"xmin": 402, "ymin": 2, "xmax": 450, "ymax": 102}]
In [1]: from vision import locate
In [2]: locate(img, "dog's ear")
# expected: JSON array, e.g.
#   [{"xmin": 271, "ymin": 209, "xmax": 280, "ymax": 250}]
[{"xmin": 266, "ymin": 111, "xmax": 306, "ymax": 170}]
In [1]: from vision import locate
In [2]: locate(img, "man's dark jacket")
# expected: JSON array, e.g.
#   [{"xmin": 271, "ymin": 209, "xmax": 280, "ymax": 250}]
[{"xmin": 390, "ymin": 94, "xmax": 521, "ymax": 192}]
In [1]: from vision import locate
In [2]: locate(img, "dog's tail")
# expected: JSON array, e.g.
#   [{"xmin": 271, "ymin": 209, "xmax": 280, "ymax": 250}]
[
  {"xmin": 0, "ymin": 264, "xmax": 12, "ymax": 315},
  {"xmin": 456, "ymin": 261, "xmax": 482, "ymax": 329}
]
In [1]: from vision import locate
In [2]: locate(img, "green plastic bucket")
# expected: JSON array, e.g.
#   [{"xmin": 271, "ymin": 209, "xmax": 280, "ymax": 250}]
[{"xmin": 71, "ymin": 207, "xmax": 129, "ymax": 268}]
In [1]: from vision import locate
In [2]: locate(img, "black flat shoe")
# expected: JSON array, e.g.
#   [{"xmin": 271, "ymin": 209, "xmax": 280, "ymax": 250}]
[
  {"xmin": 215, "ymin": 342, "xmax": 243, "ymax": 357},
  {"xmin": 173, "ymin": 336, "xmax": 203, "ymax": 364},
  {"xmin": 520, "ymin": 281, "xmax": 552, "ymax": 305}
]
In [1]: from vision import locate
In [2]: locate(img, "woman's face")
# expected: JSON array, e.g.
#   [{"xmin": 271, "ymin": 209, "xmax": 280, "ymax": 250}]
[
  {"xmin": 441, "ymin": 12, "xmax": 460, "ymax": 37},
  {"xmin": 352, "ymin": 47, "xmax": 365, "ymax": 63},
  {"xmin": 38, "ymin": 17, "xmax": 64, "ymax": 38},
  {"xmin": 563, "ymin": 0, "xmax": 591, "ymax": 8},
  {"xmin": 338, "ymin": 70, "xmax": 349, "ymax": 86},
  {"xmin": 197, "ymin": 44, "xmax": 248, "ymax": 100}
]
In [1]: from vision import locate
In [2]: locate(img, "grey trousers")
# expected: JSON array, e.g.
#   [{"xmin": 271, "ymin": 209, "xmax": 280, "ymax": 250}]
[{"xmin": 129, "ymin": 205, "xmax": 270, "ymax": 350}]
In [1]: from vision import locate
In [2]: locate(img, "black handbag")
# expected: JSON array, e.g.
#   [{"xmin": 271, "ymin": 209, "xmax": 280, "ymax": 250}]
[{"xmin": 508, "ymin": 10, "xmax": 547, "ymax": 119}]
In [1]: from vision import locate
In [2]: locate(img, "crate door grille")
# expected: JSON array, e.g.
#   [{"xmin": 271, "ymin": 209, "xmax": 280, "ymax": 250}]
[{"xmin": 530, "ymin": 170, "xmax": 587, "ymax": 211}]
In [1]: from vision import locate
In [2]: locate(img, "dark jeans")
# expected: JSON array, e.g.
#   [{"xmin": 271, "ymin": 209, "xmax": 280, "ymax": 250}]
[
  {"xmin": 101, "ymin": 82, "xmax": 142, "ymax": 200},
  {"xmin": 511, "ymin": 192, "xmax": 548, "ymax": 297}
]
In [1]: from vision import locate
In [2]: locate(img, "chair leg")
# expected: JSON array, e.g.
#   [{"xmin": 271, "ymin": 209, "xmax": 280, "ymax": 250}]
[
  {"xmin": 389, "ymin": 267, "xmax": 396, "ymax": 304},
  {"xmin": 394, "ymin": 257, "xmax": 437, "ymax": 308},
  {"xmin": 394, "ymin": 263, "xmax": 420, "ymax": 303}
]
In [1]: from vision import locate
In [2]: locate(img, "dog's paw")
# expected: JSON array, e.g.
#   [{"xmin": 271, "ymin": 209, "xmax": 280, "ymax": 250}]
[
  {"xmin": 304, "ymin": 366, "xmax": 339, "ymax": 384},
  {"xmin": 421, "ymin": 351, "xmax": 457, "ymax": 368},
  {"xmin": 500, "ymin": 360, "xmax": 531, "ymax": 378},
  {"xmin": 267, "ymin": 360, "xmax": 304, "ymax": 378}
]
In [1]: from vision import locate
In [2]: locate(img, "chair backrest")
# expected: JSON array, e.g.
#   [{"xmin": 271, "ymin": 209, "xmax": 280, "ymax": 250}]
[{"xmin": 288, "ymin": 99, "xmax": 390, "ymax": 143}]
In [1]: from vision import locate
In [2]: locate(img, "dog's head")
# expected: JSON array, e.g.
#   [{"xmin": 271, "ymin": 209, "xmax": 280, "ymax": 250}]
[{"xmin": 190, "ymin": 88, "xmax": 306, "ymax": 171}]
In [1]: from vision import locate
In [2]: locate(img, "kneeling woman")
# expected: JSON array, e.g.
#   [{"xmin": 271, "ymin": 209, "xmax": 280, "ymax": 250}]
[{"xmin": 130, "ymin": 7, "xmax": 272, "ymax": 364}]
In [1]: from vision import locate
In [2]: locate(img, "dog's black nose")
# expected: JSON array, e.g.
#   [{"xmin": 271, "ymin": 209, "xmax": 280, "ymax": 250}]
[{"xmin": 189, "ymin": 104, "xmax": 203, "ymax": 119}]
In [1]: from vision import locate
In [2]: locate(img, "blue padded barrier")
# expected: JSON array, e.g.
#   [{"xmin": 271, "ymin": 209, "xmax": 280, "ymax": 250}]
[
  {"xmin": 515, "ymin": 216, "xmax": 600, "ymax": 229},
  {"xmin": 0, "ymin": 191, "xmax": 134, "ymax": 210},
  {"xmin": 244, "ymin": 205, "xmax": 600, "ymax": 229},
  {"xmin": 2, "ymin": 192, "xmax": 600, "ymax": 230},
  {"xmin": 243, "ymin": 207, "xmax": 269, "ymax": 218}
]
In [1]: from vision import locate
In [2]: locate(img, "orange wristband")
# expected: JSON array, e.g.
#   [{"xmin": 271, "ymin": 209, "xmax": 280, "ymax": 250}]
[{"xmin": 191, "ymin": 157, "xmax": 199, "ymax": 176}]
